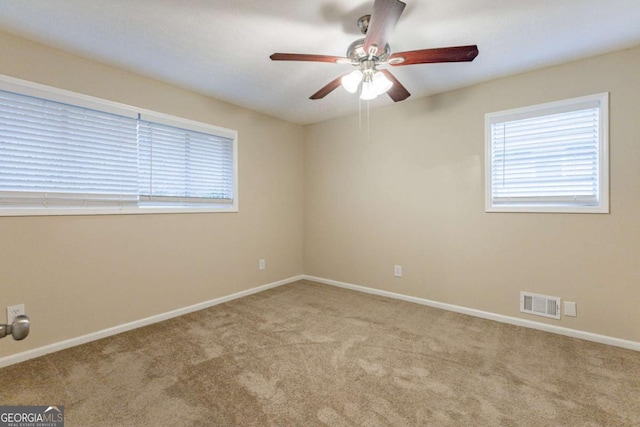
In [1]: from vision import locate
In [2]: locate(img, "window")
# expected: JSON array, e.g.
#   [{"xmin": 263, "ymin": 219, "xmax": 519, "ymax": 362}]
[
  {"xmin": 0, "ymin": 75, "xmax": 237, "ymax": 215},
  {"xmin": 137, "ymin": 116, "xmax": 234, "ymax": 207},
  {"xmin": 485, "ymin": 93, "xmax": 608, "ymax": 213}
]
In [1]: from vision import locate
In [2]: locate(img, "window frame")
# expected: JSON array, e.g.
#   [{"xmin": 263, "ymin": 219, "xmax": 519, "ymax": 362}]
[
  {"xmin": 0, "ymin": 74, "xmax": 238, "ymax": 216},
  {"xmin": 484, "ymin": 93, "xmax": 609, "ymax": 214}
]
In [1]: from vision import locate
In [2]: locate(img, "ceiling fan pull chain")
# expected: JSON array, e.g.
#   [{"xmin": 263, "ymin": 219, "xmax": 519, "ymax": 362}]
[{"xmin": 367, "ymin": 100, "xmax": 371, "ymax": 140}]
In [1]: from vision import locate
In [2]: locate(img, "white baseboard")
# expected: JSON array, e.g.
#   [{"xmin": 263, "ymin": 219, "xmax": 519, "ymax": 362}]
[
  {"xmin": 3, "ymin": 273, "xmax": 636, "ymax": 368},
  {"xmin": 0, "ymin": 275, "xmax": 304, "ymax": 368},
  {"xmin": 303, "ymin": 275, "xmax": 640, "ymax": 352}
]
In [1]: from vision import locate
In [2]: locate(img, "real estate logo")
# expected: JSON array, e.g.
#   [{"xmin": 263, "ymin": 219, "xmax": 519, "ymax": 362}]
[{"xmin": 0, "ymin": 406, "xmax": 64, "ymax": 427}]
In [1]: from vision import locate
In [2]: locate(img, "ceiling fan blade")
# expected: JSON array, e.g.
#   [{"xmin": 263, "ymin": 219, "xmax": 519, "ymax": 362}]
[
  {"xmin": 389, "ymin": 45, "xmax": 479, "ymax": 66},
  {"xmin": 364, "ymin": 0, "xmax": 406, "ymax": 56},
  {"xmin": 310, "ymin": 73, "xmax": 350, "ymax": 100},
  {"xmin": 270, "ymin": 53, "xmax": 347, "ymax": 63},
  {"xmin": 379, "ymin": 69, "xmax": 410, "ymax": 102}
]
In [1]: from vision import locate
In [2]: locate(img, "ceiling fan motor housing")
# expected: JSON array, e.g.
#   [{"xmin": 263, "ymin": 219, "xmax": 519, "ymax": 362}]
[{"xmin": 346, "ymin": 38, "xmax": 391, "ymax": 63}]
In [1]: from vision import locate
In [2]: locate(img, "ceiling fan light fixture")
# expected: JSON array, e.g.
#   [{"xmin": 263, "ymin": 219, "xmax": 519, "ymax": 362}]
[
  {"xmin": 341, "ymin": 70, "xmax": 363, "ymax": 93},
  {"xmin": 360, "ymin": 80, "xmax": 378, "ymax": 100},
  {"xmin": 359, "ymin": 70, "xmax": 393, "ymax": 100},
  {"xmin": 372, "ymin": 71, "xmax": 393, "ymax": 94}
]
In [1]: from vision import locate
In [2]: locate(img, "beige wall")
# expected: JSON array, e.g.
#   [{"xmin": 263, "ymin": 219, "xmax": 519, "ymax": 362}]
[
  {"xmin": 1, "ymin": 28, "xmax": 638, "ymax": 360},
  {"xmin": 304, "ymin": 46, "xmax": 640, "ymax": 342},
  {"xmin": 0, "ymin": 32, "xmax": 304, "ymax": 358}
]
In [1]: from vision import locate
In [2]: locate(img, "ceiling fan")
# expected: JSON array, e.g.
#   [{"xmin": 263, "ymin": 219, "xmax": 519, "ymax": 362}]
[{"xmin": 270, "ymin": 0, "xmax": 478, "ymax": 102}]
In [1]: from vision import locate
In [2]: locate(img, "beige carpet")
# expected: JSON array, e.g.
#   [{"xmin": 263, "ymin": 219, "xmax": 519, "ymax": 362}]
[{"xmin": 1, "ymin": 280, "xmax": 639, "ymax": 426}]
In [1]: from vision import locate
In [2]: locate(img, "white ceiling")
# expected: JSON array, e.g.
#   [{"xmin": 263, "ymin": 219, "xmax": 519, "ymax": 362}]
[{"xmin": 1, "ymin": 1, "xmax": 639, "ymax": 125}]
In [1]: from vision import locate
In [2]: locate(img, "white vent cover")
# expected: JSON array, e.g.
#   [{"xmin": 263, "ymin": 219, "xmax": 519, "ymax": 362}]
[{"xmin": 520, "ymin": 291, "xmax": 561, "ymax": 319}]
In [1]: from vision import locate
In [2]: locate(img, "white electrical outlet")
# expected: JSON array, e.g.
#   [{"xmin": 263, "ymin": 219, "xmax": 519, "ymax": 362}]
[
  {"xmin": 259, "ymin": 259, "xmax": 266, "ymax": 270},
  {"xmin": 564, "ymin": 301, "xmax": 577, "ymax": 317},
  {"xmin": 394, "ymin": 265, "xmax": 402, "ymax": 278},
  {"xmin": 7, "ymin": 304, "xmax": 25, "ymax": 324}
]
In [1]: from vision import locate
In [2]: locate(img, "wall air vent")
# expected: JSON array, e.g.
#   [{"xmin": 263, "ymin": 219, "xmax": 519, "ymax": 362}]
[{"xmin": 520, "ymin": 291, "xmax": 561, "ymax": 320}]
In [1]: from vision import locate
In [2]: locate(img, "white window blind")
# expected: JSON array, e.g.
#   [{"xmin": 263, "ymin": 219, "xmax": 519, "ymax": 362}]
[
  {"xmin": 0, "ymin": 89, "xmax": 139, "ymax": 208},
  {"xmin": 485, "ymin": 93, "xmax": 608, "ymax": 213},
  {"xmin": 0, "ymin": 75, "xmax": 238, "ymax": 215},
  {"xmin": 138, "ymin": 119, "xmax": 234, "ymax": 206}
]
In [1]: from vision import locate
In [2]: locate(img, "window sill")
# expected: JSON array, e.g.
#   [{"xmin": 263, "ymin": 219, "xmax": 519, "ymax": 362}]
[
  {"xmin": 486, "ymin": 204, "xmax": 609, "ymax": 214},
  {"xmin": 0, "ymin": 206, "xmax": 239, "ymax": 217}
]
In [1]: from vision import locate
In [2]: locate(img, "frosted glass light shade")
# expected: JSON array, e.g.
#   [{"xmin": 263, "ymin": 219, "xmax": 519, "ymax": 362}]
[
  {"xmin": 372, "ymin": 71, "xmax": 393, "ymax": 94},
  {"xmin": 341, "ymin": 70, "xmax": 363, "ymax": 93},
  {"xmin": 360, "ymin": 81, "xmax": 378, "ymax": 100}
]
